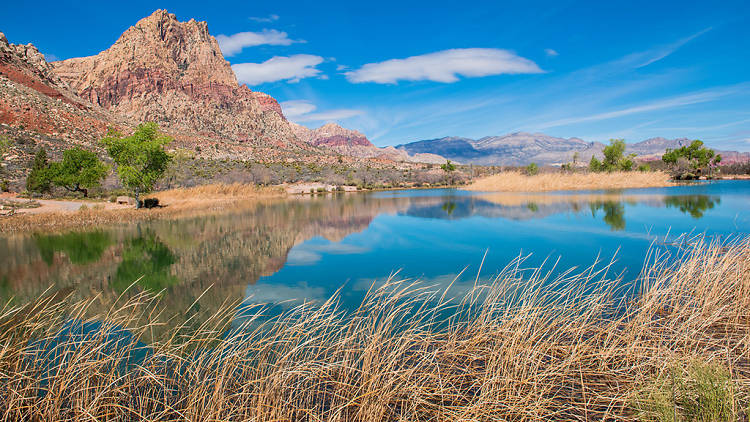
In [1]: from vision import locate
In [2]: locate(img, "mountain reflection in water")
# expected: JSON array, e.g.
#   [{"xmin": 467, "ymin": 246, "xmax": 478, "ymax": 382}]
[{"xmin": 0, "ymin": 182, "xmax": 745, "ymax": 335}]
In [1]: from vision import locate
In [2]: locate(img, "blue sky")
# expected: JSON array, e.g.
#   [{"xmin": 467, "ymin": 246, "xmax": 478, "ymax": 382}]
[{"xmin": 4, "ymin": 1, "xmax": 750, "ymax": 149}]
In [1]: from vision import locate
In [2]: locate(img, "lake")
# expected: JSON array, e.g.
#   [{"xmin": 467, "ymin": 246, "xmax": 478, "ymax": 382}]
[{"xmin": 2, "ymin": 181, "xmax": 748, "ymax": 327}]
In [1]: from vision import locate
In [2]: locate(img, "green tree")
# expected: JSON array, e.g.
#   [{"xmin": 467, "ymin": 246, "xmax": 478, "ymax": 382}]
[
  {"xmin": 603, "ymin": 139, "xmax": 636, "ymax": 171},
  {"xmin": 26, "ymin": 147, "xmax": 52, "ymax": 194},
  {"xmin": 47, "ymin": 148, "xmax": 108, "ymax": 197},
  {"xmin": 525, "ymin": 162, "xmax": 539, "ymax": 176},
  {"xmin": 590, "ymin": 139, "xmax": 636, "ymax": 172},
  {"xmin": 662, "ymin": 140, "xmax": 721, "ymax": 175},
  {"xmin": 589, "ymin": 155, "xmax": 603, "ymax": 172},
  {"xmin": 101, "ymin": 122, "xmax": 172, "ymax": 207},
  {"xmin": 0, "ymin": 136, "xmax": 10, "ymax": 190},
  {"xmin": 441, "ymin": 160, "xmax": 456, "ymax": 185}
]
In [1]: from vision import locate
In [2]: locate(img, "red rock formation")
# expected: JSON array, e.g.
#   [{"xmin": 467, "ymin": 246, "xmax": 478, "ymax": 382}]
[
  {"xmin": 52, "ymin": 10, "xmax": 308, "ymax": 156},
  {"xmin": 0, "ymin": 31, "xmax": 115, "ymax": 142}
]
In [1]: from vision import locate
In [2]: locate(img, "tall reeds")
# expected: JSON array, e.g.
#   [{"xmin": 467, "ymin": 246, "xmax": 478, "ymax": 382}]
[
  {"xmin": 0, "ymin": 236, "xmax": 748, "ymax": 420},
  {"xmin": 466, "ymin": 171, "xmax": 673, "ymax": 192}
]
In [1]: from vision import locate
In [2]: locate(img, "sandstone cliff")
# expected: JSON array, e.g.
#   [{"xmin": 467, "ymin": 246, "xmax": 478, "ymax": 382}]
[{"xmin": 52, "ymin": 10, "xmax": 309, "ymax": 158}]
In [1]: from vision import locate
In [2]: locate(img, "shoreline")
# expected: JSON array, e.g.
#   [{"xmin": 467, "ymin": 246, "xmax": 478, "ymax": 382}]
[
  {"xmin": 0, "ymin": 184, "xmax": 285, "ymax": 234},
  {"xmin": 2, "ymin": 176, "xmax": 748, "ymax": 233}
]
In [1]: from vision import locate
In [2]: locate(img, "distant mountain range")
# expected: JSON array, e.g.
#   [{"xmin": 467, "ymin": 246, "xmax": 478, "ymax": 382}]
[{"xmin": 396, "ymin": 133, "xmax": 750, "ymax": 166}]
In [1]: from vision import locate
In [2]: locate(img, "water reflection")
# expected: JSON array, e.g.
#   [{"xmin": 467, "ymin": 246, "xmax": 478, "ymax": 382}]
[
  {"xmin": 0, "ymin": 184, "xmax": 743, "ymax": 334},
  {"xmin": 665, "ymin": 195, "xmax": 720, "ymax": 219},
  {"xmin": 590, "ymin": 201, "xmax": 626, "ymax": 231},
  {"xmin": 112, "ymin": 231, "xmax": 177, "ymax": 293},
  {"xmin": 35, "ymin": 231, "xmax": 113, "ymax": 265}
]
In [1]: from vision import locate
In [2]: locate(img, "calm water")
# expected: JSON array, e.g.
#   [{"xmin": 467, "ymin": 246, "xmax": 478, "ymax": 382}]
[{"xmin": 2, "ymin": 181, "xmax": 749, "ymax": 325}]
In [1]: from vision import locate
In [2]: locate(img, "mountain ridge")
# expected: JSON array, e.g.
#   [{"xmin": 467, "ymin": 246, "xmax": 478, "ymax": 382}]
[{"xmin": 397, "ymin": 132, "xmax": 750, "ymax": 166}]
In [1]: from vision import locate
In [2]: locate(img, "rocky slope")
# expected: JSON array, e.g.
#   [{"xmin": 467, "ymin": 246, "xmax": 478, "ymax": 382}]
[
  {"xmin": 292, "ymin": 122, "xmax": 446, "ymax": 164},
  {"xmin": 397, "ymin": 133, "xmax": 750, "ymax": 166},
  {"xmin": 0, "ymin": 32, "xmax": 124, "ymax": 188},
  {"xmin": 51, "ymin": 10, "xmax": 309, "ymax": 159}
]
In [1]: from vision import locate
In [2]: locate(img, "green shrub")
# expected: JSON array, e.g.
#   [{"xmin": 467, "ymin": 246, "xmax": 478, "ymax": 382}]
[
  {"xmin": 635, "ymin": 360, "xmax": 735, "ymax": 422},
  {"xmin": 26, "ymin": 147, "xmax": 52, "ymax": 194},
  {"xmin": 525, "ymin": 163, "xmax": 539, "ymax": 176}
]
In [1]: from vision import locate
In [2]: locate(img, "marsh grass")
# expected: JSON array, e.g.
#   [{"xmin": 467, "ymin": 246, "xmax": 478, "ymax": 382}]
[
  {"xmin": 0, "ymin": 236, "xmax": 748, "ymax": 420},
  {"xmin": 635, "ymin": 360, "xmax": 736, "ymax": 422},
  {"xmin": 466, "ymin": 170, "xmax": 673, "ymax": 192},
  {"xmin": 0, "ymin": 184, "xmax": 284, "ymax": 234}
]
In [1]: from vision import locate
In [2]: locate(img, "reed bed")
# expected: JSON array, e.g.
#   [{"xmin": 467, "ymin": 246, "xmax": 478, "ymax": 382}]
[
  {"xmin": 155, "ymin": 183, "xmax": 283, "ymax": 201},
  {"xmin": 466, "ymin": 171, "xmax": 673, "ymax": 192},
  {"xmin": 0, "ymin": 184, "xmax": 284, "ymax": 234},
  {"xmin": 0, "ymin": 236, "xmax": 748, "ymax": 421}
]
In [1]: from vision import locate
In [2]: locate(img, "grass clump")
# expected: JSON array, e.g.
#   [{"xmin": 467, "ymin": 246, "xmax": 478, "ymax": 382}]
[{"xmin": 636, "ymin": 360, "xmax": 737, "ymax": 421}]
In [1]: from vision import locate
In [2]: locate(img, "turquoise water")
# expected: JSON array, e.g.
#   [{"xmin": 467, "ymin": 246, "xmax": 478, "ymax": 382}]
[
  {"xmin": 245, "ymin": 181, "xmax": 749, "ymax": 310},
  {"xmin": 1, "ymin": 181, "xmax": 748, "ymax": 321}
]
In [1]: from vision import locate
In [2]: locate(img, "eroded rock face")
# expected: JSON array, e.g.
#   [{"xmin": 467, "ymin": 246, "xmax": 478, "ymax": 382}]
[{"xmin": 51, "ymin": 10, "xmax": 305, "ymax": 154}]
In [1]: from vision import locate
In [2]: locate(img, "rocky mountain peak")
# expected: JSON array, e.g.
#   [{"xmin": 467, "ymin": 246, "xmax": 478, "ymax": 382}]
[
  {"xmin": 50, "ymin": 9, "xmax": 303, "ymax": 155},
  {"xmin": 110, "ymin": 9, "xmax": 237, "ymax": 87}
]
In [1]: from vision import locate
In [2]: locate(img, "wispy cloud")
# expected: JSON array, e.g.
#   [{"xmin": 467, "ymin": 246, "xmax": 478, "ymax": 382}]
[
  {"xmin": 248, "ymin": 14, "xmax": 279, "ymax": 23},
  {"xmin": 281, "ymin": 100, "xmax": 364, "ymax": 123},
  {"xmin": 535, "ymin": 86, "xmax": 743, "ymax": 130},
  {"xmin": 216, "ymin": 29, "xmax": 301, "ymax": 57},
  {"xmin": 345, "ymin": 48, "xmax": 543, "ymax": 84},
  {"xmin": 232, "ymin": 55, "xmax": 324, "ymax": 85},
  {"xmin": 544, "ymin": 48, "xmax": 559, "ymax": 57},
  {"xmin": 634, "ymin": 27, "xmax": 712, "ymax": 68}
]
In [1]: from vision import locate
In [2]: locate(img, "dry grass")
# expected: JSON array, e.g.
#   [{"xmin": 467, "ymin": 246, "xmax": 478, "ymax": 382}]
[
  {"xmin": 0, "ymin": 184, "xmax": 285, "ymax": 234},
  {"xmin": 156, "ymin": 183, "xmax": 283, "ymax": 201},
  {"xmin": 0, "ymin": 236, "xmax": 748, "ymax": 420},
  {"xmin": 466, "ymin": 171, "xmax": 673, "ymax": 192}
]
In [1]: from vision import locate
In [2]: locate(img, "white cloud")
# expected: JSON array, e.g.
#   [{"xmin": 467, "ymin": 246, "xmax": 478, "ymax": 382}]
[
  {"xmin": 232, "ymin": 55, "xmax": 324, "ymax": 85},
  {"xmin": 544, "ymin": 48, "xmax": 559, "ymax": 57},
  {"xmin": 285, "ymin": 242, "xmax": 369, "ymax": 266},
  {"xmin": 249, "ymin": 14, "xmax": 279, "ymax": 23},
  {"xmin": 281, "ymin": 100, "xmax": 317, "ymax": 119},
  {"xmin": 216, "ymin": 29, "xmax": 300, "ymax": 57},
  {"xmin": 345, "ymin": 48, "xmax": 543, "ymax": 84},
  {"xmin": 281, "ymin": 100, "xmax": 364, "ymax": 123}
]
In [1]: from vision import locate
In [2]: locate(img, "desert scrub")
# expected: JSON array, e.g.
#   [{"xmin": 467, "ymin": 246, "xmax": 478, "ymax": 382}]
[{"xmin": 634, "ymin": 360, "xmax": 741, "ymax": 421}]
